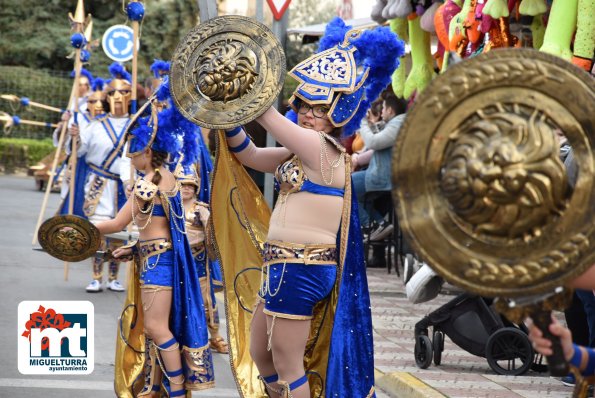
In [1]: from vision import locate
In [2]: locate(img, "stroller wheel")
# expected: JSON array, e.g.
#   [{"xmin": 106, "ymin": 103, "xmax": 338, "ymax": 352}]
[
  {"xmin": 485, "ymin": 327, "xmax": 534, "ymax": 376},
  {"xmin": 433, "ymin": 331, "xmax": 444, "ymax": 366},
  {"xmin": 415, "ymin": 334, "xmax": 433, "ymax": 369}
]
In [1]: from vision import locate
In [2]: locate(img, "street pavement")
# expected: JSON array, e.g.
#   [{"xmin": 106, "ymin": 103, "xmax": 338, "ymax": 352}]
[
  {"xmin": 0, "ymin": 175, "xmax": 238, "ymax": 397},
  {"xmin": 0, "ymin": 174, "xmax": 573, "ymax": 397},
  {"xmin": 368, "ymin": 264, "xmax": 573, "ymax": 397}
]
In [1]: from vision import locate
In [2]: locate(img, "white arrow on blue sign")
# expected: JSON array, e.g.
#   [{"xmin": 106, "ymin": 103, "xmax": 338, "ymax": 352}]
[{"xmin": 101, "ymin": 25, "xmax": 138, "ymax": 62}]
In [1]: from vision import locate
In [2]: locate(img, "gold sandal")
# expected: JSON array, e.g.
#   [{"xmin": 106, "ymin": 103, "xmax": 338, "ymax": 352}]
[{"xmin": 209, "ymin": 337, "xmax": 229, "ymax": 354}]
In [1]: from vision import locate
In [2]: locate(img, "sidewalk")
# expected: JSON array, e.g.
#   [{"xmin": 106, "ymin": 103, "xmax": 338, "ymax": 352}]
[{"xmin": 367, "ymin": 267, "xmax": 573, "ymax": 398}]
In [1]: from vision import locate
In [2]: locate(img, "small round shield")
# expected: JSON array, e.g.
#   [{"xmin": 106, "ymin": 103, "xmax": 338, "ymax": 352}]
[
  {"xmin": 392, "ymin": 49, "xmax": 595, "ymax": 298},
  {"xmin": 169, "ymin": 15, "xmax": 286, "ymax": 129},
  {"xmin": 38, "ymin": 215, "xmax": 101, "ymax": 262}
]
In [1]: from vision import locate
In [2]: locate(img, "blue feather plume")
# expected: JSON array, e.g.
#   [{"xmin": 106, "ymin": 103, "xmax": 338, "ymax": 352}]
[
  {"xmin": 70, "ymin": 67, "xmax": 94, "ymax": 85},
  {"xmin": 91, "ymin": 77, "xmax": 105, "ymax": 92},
  {"xmin": 108, "ymin": 62, "xmax": 132, "ymax": 82},
  {"xmin": 312, "ymin": 17, "xmax": 406, "ymax": 136},
  {"xmin": 128, "ymin": 76, "xmax": 202, "ymax": 168},
  {"xmin": 150, "ymin": 59, "xmax": 171, "ymax": 78}
]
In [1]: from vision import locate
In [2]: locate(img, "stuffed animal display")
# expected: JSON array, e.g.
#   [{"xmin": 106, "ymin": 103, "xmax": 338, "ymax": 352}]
[{"xmin": 370, "ymin": 0, "xmax": 593, "ymax": 100}]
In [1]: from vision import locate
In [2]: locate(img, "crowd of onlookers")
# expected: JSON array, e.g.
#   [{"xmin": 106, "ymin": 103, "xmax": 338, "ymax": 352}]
[{"xmin": 342, "ymin": 88, "xmax": 408, "ymax": 269}]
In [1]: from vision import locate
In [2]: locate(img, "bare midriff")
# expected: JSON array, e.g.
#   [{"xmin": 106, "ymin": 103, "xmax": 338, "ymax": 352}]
[
  {"xmin": 267, "ymin": 190, "xmax": 344, "ymax": 245},
  {"xmin": 136, "ymin": 213, "xmax": 171, "ymax": 242}
]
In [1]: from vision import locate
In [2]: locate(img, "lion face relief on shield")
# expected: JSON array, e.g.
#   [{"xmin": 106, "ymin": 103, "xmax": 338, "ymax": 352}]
[
  {"xmin": 193, "ymin": 40, "xmax": 259, "ymax": 103},
  {"xmin": 440, "ymin": 106, "xmax": 570, "ymax": 242}
]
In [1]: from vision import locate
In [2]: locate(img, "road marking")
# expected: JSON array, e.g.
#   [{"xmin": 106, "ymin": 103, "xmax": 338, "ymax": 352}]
[{"xmin": 0, "ymin": 378, "xmax": 240, "ymax": 396}]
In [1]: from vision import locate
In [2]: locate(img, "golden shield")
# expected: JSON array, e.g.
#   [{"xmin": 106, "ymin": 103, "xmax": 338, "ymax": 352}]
[
  {"xmin": 170, "ymin": 15, "xmax": 286, "ymax": 129},
  {"xmin": 393, "ymin": 49, "xmax": 594, "ymax": 298},
  {"xmin": 38, "ymin": 215, "xmax": 101, "ymax": 262}
]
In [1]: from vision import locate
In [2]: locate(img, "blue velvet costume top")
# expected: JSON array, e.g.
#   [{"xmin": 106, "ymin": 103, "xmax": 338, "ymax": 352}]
[
  {"xmin": 274, "ymin": 155, "xmax": 345, "ymax": 197},
  {"xmin": 152, "ymin": 203, "xmax": 166, "ymax": 217}
]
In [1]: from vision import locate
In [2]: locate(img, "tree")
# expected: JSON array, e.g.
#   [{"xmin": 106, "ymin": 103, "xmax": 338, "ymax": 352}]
[
  {"xmin": 285, "ymin": 0, "xmax": 338, "ymax": 72},
  {"xmin": 0, "ymin": 0, "xmax": 199, "ymax": 80}
]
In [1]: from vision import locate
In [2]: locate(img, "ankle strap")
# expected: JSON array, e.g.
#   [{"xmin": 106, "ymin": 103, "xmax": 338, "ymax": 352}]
[
  {"xmin": 166, "ymin": 368, "xmax": 184, "ymax": 378},
  {"xmin": 288, "ymin": 374, "xmax": 308, "ymax": 390},
  {"xmin": 262, "ymin": 373, "xmax": 279, "ymax": 384},
  {"xmin": 169, "ymin": 389, "xmax": 186, "ymax": 397},
  {"xmin": 151, "ymin": 385, "xmax": 160, "ymax": 392},
  {"xmin": 156, "ymin": 337, "xmax": 177, "ymax": 350}
]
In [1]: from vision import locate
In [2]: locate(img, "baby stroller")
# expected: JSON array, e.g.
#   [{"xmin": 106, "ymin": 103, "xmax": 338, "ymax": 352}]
[{"xmin": 414, "ymin": 293, "xmax": 546, "ymax": 376}]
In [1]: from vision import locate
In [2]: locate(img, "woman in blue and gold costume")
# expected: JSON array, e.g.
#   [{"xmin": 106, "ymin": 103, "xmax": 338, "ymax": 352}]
[
  {"xmin": 94, "ymin": 78, "xmax": 215, "ymax": 397},
  {"xmin": 177, "ymin": 163, "xmax": 229, "ymax": 354},
  {"xmin": 210, "ymin": 18, "xmax": 404, "ymax": 398}
]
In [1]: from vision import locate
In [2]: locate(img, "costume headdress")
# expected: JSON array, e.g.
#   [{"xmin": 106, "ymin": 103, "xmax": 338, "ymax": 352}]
[
  {"xmin": 106, "ymin": 62, "xmax": 132, "ymax": 114},
  {"xmin": 174, "ymin": 163, "xmax": 200, "ymax": 188},
  {"xmin": 148, "ymin": 59, "xmax": 171, "ymax": 97},
  {"xmin": 150, "ymin": 59, "xmax": 171, "ymax": 78},
  {"xmin": 70, "ymin": 67, "xmax": 94, "ymax": 88},
  {"xmin": 87, "ymin": 77, "xmax": 106, "ymax": 118},
  {"xmin": 126, "ymin": 77, "xmax": 202, "ymax": 169},
  {"xmin": 287, "ymin": 17, "xmax": 405, "ymax": 136},
  {"xmin": 106, "ymin": 62, "xmax": 132, "ymax": 88}
]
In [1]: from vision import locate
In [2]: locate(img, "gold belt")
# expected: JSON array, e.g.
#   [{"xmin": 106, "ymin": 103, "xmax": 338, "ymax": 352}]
[
  {"xmin": 139, "ymin": 238, "xmax": 172, "ymax": 265},
  {"xmin": 262, "ymin": 240, "xmax": 337, "ymax": 266}
]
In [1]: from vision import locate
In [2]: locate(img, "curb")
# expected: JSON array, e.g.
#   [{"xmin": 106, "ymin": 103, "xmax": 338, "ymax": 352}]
[{"xmin": 375, "ymin": 369, "xmax": 446, "ymax": 398}]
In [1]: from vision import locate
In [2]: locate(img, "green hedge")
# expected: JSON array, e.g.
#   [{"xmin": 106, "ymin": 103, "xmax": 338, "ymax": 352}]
[{"xmin": 0, "ymin": 137, "xmax": 54, "ymax": 166}]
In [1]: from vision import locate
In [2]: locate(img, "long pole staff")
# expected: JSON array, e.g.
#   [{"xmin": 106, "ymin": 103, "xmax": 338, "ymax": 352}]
[
  {"xmin": 31, "ymin": 84, "xmax": 78, "ymax": 246},
  {"xmin": 0, "ymin": 95, "xmax": 63, "ymax": 113},
  {"xmin": 124, "ymin": 0, "xmax": 145, "ymax": 283},
  {"xmin": 64, "ymin": 1, "xmax": 89, "ymax": 281},
  {"xmin": 127, "ymin": 0, "xmax": 144, "ymax": 176}
]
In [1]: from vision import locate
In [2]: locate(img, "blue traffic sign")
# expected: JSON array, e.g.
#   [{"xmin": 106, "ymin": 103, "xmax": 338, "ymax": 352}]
[{"xmin": 101, "ymin": 25, "xmax": 136, "ymax": 62}]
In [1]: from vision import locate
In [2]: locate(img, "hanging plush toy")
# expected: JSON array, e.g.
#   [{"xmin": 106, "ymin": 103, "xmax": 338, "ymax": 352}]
[
  {"xmin": 483, "ymin": 0, "xmax": 510, "ymax": 18},
  {"xmin": 529, "ymin": 14, "xmax": 546, "ymax": 49},
  {"xmin": 390, "ymin": 18, "xmax": 409, "ymax": 97},
  {"xmin": 371, "ymin": 0, "xmax": 388, "ymax": 24},
  {"xmin": 384, "ymin": 0, "xmax": 414, "ymax": 19},
  {"xmin": 540, "ymin": 0, "xmax": 578, "ymax": 60},
  {"xmin": 572, "ymin": 0, "xmax": 595, "ymax": 71},
  {"xmin": 463, "ymin": 0, "xmax": 482, "ymax": 45},
  {"xmin": 475, "ymin": 0, "xmax": 494, "ymax": 33},
  {"xmin": 518, "ymin": 0, "xmax": 548, "ymax": 15},
  {"xmin": 448, "ymin": 0, "xmax": 472, "ymax": 54},
  {"xmin": 420, "ymin": 2, "xmax": 441, "ymax": 32},
  {"xmin": 404, "ymin": 14, "xmax": 436, "ymax": 99}
]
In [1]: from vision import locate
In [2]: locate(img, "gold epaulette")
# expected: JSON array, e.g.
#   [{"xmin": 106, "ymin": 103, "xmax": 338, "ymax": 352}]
[{"xmin": 134, "ymin": 178, "xmax": 158, "ymax": 201}]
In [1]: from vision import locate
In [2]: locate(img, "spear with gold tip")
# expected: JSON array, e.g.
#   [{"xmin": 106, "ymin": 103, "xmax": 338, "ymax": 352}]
[{"xmin": 32, "ymin": 0, "xmax": 91, "ymax": 283}]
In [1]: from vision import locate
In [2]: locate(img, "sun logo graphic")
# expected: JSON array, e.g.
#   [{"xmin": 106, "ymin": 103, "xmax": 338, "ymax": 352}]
[{"xmin": 18, "ymin": 301, "xmax": 94, "ymax": 375}]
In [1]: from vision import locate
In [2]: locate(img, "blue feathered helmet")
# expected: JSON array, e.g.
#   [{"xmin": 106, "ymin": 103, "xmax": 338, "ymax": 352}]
[
  {"xmin": 70, "ymin": 67, "xmax": 94, "ymax": 89},
  {"xmin": 87, "ymin": 77, "xmax": 107, "ymax": 118},
  {"xmin": 287, "ymin": 17, "xmax": 405, "ymax": 136},
  {"xmin": 150, "ymin": 59, "xmax": 171, "ymax": 78},
  {"xmin": 125, "ymin": 76, "xmax": 202, "ymax": 169},
  {"xmin": 148, "ymin": 59, "xmax": 171, "ymax": 95},
  {"xmin": 106, "ymin": 62, "xmax": 132, "ymax": 114}
]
